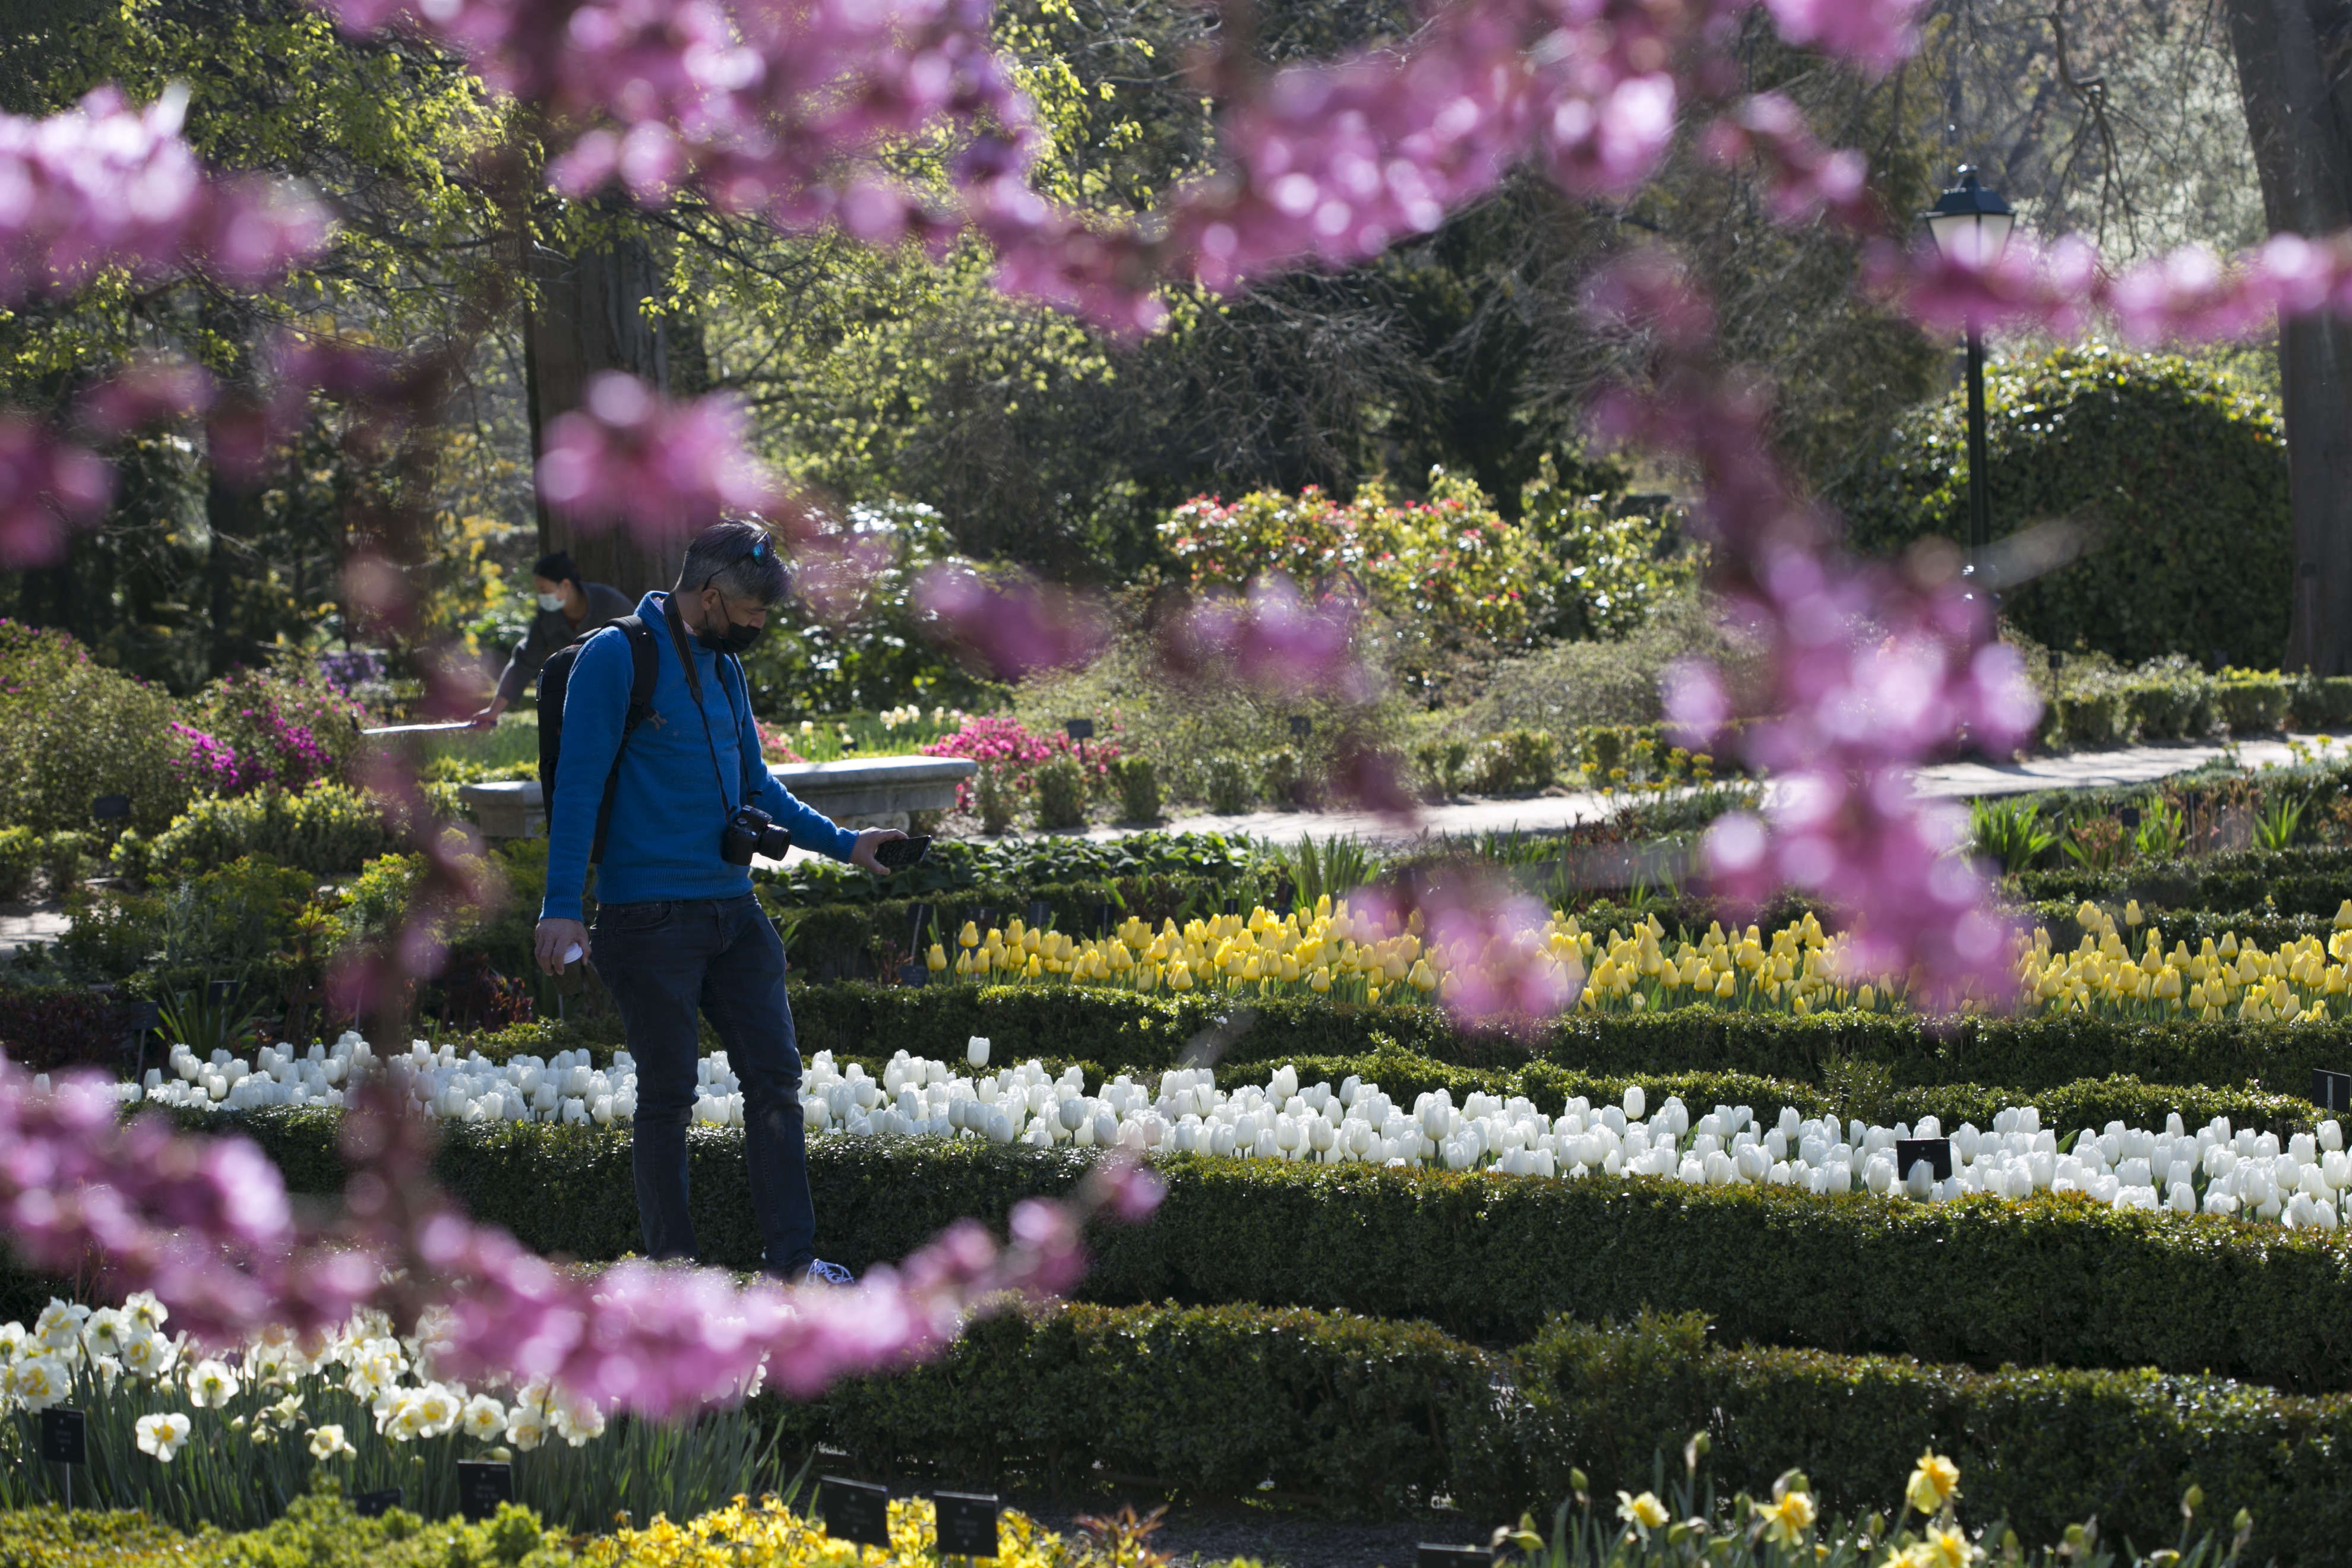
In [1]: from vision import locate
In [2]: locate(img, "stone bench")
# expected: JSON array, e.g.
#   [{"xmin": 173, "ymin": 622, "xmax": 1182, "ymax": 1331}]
[{"xmin": 457, "ymin": 754, "xmax": 976, "ymax": 839}]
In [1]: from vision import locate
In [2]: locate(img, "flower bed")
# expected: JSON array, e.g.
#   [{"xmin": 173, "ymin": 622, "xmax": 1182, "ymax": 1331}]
[
  {"xmin": 126, "ymin": 1035, "xmax": 2352, "ymax": 1233},
  {"xmin": 0, "ymin": 1294, "xmax": 771, "ymax": 1534},
  {"xmin": 0, "ymin": 1485, "xmax": 1128, "ymax": 1567}
]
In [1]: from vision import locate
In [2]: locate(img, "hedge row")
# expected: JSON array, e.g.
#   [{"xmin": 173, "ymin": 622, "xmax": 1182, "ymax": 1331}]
[
  {"xmin": 783, "ymin": 982, "xmax": 2352, "ymax": 1095},
  {"xmin": 2013, "ymin": 845, "xmax": 2352, "ymax": 918},
  {"xmin": 780, "ymin": 1298, "xmax": 2352, "ymax": 1560},
  {"xmin": 130, "ymin": 1112, "xmax": 2352, "ymax": 1391}
]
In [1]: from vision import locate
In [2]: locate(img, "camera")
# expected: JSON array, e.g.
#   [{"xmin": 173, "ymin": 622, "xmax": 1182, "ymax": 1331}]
[{"xmin": 720, "ymin": 804, "xmax": 793, "ymax": 866}]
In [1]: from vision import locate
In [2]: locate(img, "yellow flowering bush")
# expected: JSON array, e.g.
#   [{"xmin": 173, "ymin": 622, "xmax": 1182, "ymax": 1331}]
[{"xmin": 583, "ymin": 1495, "xmax": 1107, "ymax": 1568}]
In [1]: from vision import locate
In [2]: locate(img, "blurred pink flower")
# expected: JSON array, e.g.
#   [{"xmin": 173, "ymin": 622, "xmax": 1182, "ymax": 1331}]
[
  {"xmin": 911, "ymin": 563, "xmax": 1110, "ymax": 681},
  {"xmin": 0, "ymin": 87, "xmax": 324, "ymax": 305},
  {"xmin": 0, "ymin": 416, "xmax": 112, "ymax": 567},
  {"xmin": 1160, "ymin": 574, "xmax": 1363, "ymax": 701},
  {"xmin": 536, "ymin": 372, "xmax": 783, "ymax": 543}
]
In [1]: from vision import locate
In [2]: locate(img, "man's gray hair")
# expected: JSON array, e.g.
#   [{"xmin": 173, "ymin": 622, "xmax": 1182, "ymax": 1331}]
[{"xmin": 678, "ymin": 518, "xmax": 789, "ymax": 604}]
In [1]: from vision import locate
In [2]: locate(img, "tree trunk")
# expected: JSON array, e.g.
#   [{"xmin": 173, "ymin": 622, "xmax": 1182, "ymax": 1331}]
[
  {"xmin": 524, "ymin": 225, "xmax": 694, "ymax": 597},
  {"xmin": 2226, "ymin": 0, "xmax": 2352, "ymax": 672}
]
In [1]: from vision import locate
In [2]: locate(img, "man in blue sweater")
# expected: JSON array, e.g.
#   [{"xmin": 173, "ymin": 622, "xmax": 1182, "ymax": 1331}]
[{"xmin": 533, "ymin": 519, "xmax": 901, "ymax": 1285}]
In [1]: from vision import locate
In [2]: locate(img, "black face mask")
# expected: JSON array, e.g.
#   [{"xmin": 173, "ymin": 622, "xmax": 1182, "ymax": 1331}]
[{"xmin": 693, "ymin": 600, "xmax": 764, "ymax": 655}]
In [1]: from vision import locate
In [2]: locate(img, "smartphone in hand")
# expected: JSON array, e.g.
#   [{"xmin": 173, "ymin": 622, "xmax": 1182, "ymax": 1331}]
[{"xmin": 873, "ymin": 835, "xmax": 932, "ymax": 872}]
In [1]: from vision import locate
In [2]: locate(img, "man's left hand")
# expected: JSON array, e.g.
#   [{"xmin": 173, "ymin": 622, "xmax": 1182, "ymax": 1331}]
[{"xmin": 849, "ymin": 827, "xmax": 907, "ymax": 875}]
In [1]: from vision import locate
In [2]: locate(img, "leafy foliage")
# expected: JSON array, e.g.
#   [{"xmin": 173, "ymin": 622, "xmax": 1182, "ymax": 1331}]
[
  {"xmin": 0, "ymin": 619, "xmax": 188, "ymax": 836},
  {"xmin": 1832, "ymin": 347, "xmax": 2291, "ymax": 667}
]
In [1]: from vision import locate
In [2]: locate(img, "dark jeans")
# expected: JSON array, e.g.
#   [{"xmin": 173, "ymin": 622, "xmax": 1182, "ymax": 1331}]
[{"xmin": 590, "ymin": 893, "xmax": 813, "ymax": 1276}]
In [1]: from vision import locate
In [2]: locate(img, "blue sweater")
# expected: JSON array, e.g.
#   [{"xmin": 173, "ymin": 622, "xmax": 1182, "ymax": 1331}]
[{"xmin": 540, "ymin": 590, "xmax": 856, "ymax": 922}]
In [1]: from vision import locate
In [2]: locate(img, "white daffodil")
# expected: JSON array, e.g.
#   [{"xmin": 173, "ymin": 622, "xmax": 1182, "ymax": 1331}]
[
  {"xmin": 307, "ymin": 1423, "xmax": 355, "ymax": 1461},
  {"xmin": 80, "ymin": 1307, "xmax": 131, "ymax": 1360},
  {"xmin": 408, "ymin": 1383, "xmax": 460, "ymax": 1439},
  {"xmin": 267, "ymin": 1392, "xmax": 305, "ymax": 1430},
  {"xmin": 460, "ymin": 1392, "xmax": 508, "ymax": 1441},
  {"xmin": 186, "ymin": 1357, "xmax": 240, "ymax": 1409},
  {"xmin": 135, "ymin": 1411, "xmax": 192, "ymax": 1462},
  {"xmin": 504, "ymin": 1406, "xmax": 549, "ymax": 1452},
  {"xmin": 122, "ymin": 1291, "xmax": 169, "ymax": 1336},
  {"xmin": 118, "ymin": 1330, "xmax": 176, "ymax": 1382},
  {"xmin": 34, "ymin": 1300, "xmax": 88, "ymax": 1354},
  {"xmin": 549, "ymin": 1397, "xmax": 605, "ymax": 1447},
  {"xmin": 7, "ymin": 1354, "xmax": 71, "ymax": 1413}
]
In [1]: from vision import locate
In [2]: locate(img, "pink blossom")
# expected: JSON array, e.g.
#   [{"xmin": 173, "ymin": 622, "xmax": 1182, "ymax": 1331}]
[
  {"xmin": 0, "ymin": 416, "xmax": 112, "ymax": 567},
  {"xmin": 911, "ymin": 563, "xmax": 1111, "ymax": 681},
  {"xmin": 0, "ymin": 1059, "xmax": 1161, "ymax": 1416},
  {"xmin": 536, "ymin": 372, "xmax": 783, "ymax": 542},
  {"xmin": 0, "ymin": 87, "xmax": 324, "ymax": 304},
  {"xmin": 1160, "ymin": 574, "xmax": 1364, "ymax": 701},
  {"xmin": 77, "ymin": 358, "xmax": 219, "ymax": 440},
  {"xmin": 1761, "ymin": 0, "xmax": 1923, "ymax": 75}
]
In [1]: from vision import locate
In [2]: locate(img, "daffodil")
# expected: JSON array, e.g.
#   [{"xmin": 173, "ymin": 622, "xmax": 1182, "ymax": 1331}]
[
  {"xmin": 307, "ymin": 1423, "xmax": 354, "ymax": 1460},
  {"xmin": 135, "ymin": 1411, "xmax": 192, "ymax": 1462},
  {"xmin": 1906, "ymin": 1450, "xmax": 1961, "ymax": 1515},
  {"xmin": 1760, "ymin": 1490, "xmax": 1817, "ymax": 1542},
  {"xmin": 1617, "ymin": 1490, "xmax": 1670, "ymax": 1537}
]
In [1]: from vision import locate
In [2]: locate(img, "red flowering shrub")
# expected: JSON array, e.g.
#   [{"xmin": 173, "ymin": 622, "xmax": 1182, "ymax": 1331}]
[{"xmin": 920, "ymin": 714, "xmax": 1122, "ymax": 810}]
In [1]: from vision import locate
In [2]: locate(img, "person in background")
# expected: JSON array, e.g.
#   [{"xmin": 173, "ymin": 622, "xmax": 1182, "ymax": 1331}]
[
  {"xmin": 469, "ymin": 551, "xmax": 635, "ymax": 729},
  {"xmin": 533, "ymin": 519, "xmax": 900, "ymax": 1285}
]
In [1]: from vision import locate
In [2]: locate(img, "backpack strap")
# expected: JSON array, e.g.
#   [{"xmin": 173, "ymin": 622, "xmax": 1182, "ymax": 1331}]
[{"xmin": 588, "ymin": 615, "xmax": 661, "ymax": 863}]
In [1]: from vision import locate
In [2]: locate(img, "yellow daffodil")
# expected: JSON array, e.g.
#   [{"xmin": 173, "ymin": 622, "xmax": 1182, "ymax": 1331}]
[{"xmin": 1906, "ymin": 1450, "xmax": 1961, "ymax": 1515}]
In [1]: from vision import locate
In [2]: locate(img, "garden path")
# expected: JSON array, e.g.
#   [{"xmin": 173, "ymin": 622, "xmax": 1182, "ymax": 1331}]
[
  {"xmin": 1073, "ymin": 734, "xmax": 2337, "ymax": 849},
  {"xmin": 0, "ymin": 905, "xmax": 67, "ymax": 960}
]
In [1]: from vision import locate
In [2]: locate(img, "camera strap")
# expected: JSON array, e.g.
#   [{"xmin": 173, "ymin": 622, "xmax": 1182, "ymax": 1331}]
[{"xmin": 662, "ymin": 592, "xmax": 741, "ymax": 817}]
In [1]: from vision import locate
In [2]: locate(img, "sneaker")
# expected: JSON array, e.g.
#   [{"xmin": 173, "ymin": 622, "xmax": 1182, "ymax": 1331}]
[{"xmin": 804, "ymin": 1258, "xmax": 855, "ymax": 1286}]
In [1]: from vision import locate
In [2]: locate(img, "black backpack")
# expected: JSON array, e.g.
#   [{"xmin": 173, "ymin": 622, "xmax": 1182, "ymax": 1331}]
[{"xmin": 536, "ymin": 615, "xmax": 660, "ymax": 864}]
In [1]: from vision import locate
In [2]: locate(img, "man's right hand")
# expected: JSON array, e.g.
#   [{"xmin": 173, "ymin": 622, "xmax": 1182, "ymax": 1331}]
[
  {"xmin": 467, "ymin": 698, "xmax": 508, "ymax": 732},
  {"xmin": 535, "ymin": 917, "xmax": 590, "ymax": 975}
]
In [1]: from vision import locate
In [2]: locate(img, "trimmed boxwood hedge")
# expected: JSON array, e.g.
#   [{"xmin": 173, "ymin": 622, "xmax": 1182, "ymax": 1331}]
[
  {"xmin": 146, "ymin": 1110, "xmax": 2352, "ymax": 1390},
  {"xmin": 2012, "ymin": 845, "xmax": 2352, "ymax": 919},
  {"xmin": 780, "ymin": 1298, "xmax": 2352, "ymax": 1560},
  {"xmin": 787, "ymin": 982, "xmax": 2352, "ymax": 1095}
]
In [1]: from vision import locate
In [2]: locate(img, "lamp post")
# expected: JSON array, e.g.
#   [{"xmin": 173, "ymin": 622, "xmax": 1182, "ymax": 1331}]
[{"xmin": 1921, "ymin": 167, "xmax": 2015, "ymax": 592}]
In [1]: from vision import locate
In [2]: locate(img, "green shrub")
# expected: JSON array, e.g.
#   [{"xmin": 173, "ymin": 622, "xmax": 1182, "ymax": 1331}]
[
  {"xmin": 0, "ymin": 620, "xmax": 189, "ymax": 837},
  {"xmin": 154, "ymin": 856, "xmax": 321, "ymax": 986},
  {"xmin": 146, "ymin": 780, "xmax": 404, "ymax": 877},
  {"xmin": 2012, "ymin": 843, "xmax": 2352, "ymax": 917},
  {"xmin": 1203, "ymin": 755, "xmax": 1251, "ymax": 814},
  {"xmin": 788, "ymin": 1297, "xmax": 2352, "ymax": 1556},
  {"xmin": 55, "ymin": 889, "xmax": 166, "ymax": 981},
  {"xmin": 1473, "ymin": 728, "xmax": 1560, "ymax": 792},
  {"xmin": 0, "ymin": 824, "xmax": 39, "ymax": 901},
  {"xmin": 973, "ymin": 762, "xmax": 1015, "ymax": 835},
  {"xmin": 42, "ymin": 830, "xmax": 88, "ymax": 903},
  {"xmin": 1258, "ymin": 746, "xmax": 1303, "ymax": 807},
  {"xmin": 782, "ymin": 981, "xmax": 2352, "ymax": 1094},
  {"xmin": 207, "ymin": 1086, "xmax": 2345, "ymax": 1395},
  {"xmin": 1030, "ymin": 757, "xmax": 1088, "ymax": 830},
  {"xmin": 2120, "ymin": 675, "xmax": 2212, "ymax": 739},
  {"xmin": 1414, "ymin": 736, "xmax": 1471, "ymax": 796},
  {"xmin": 2291, "ymin": 673, "xmax": 2352, "ymax": 730},
  {"xmin": 2216, "ymin": 673, "xmax": 2291, "ymax": 734},
  {"xmin": 1833, "ymin": 347, "xmax": 2290, "ymax": 667},
  {"xmin": 1109, "ymin": 755, "xmax": 1161, "ymax": 822},
  {"xmin": 2050, "ymin": 691, "xmax": 2122, "ymax": 748},
  {"xmin": 1501, "ymin": 1308, "xmax": 2352, "ymax": 1561}
]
